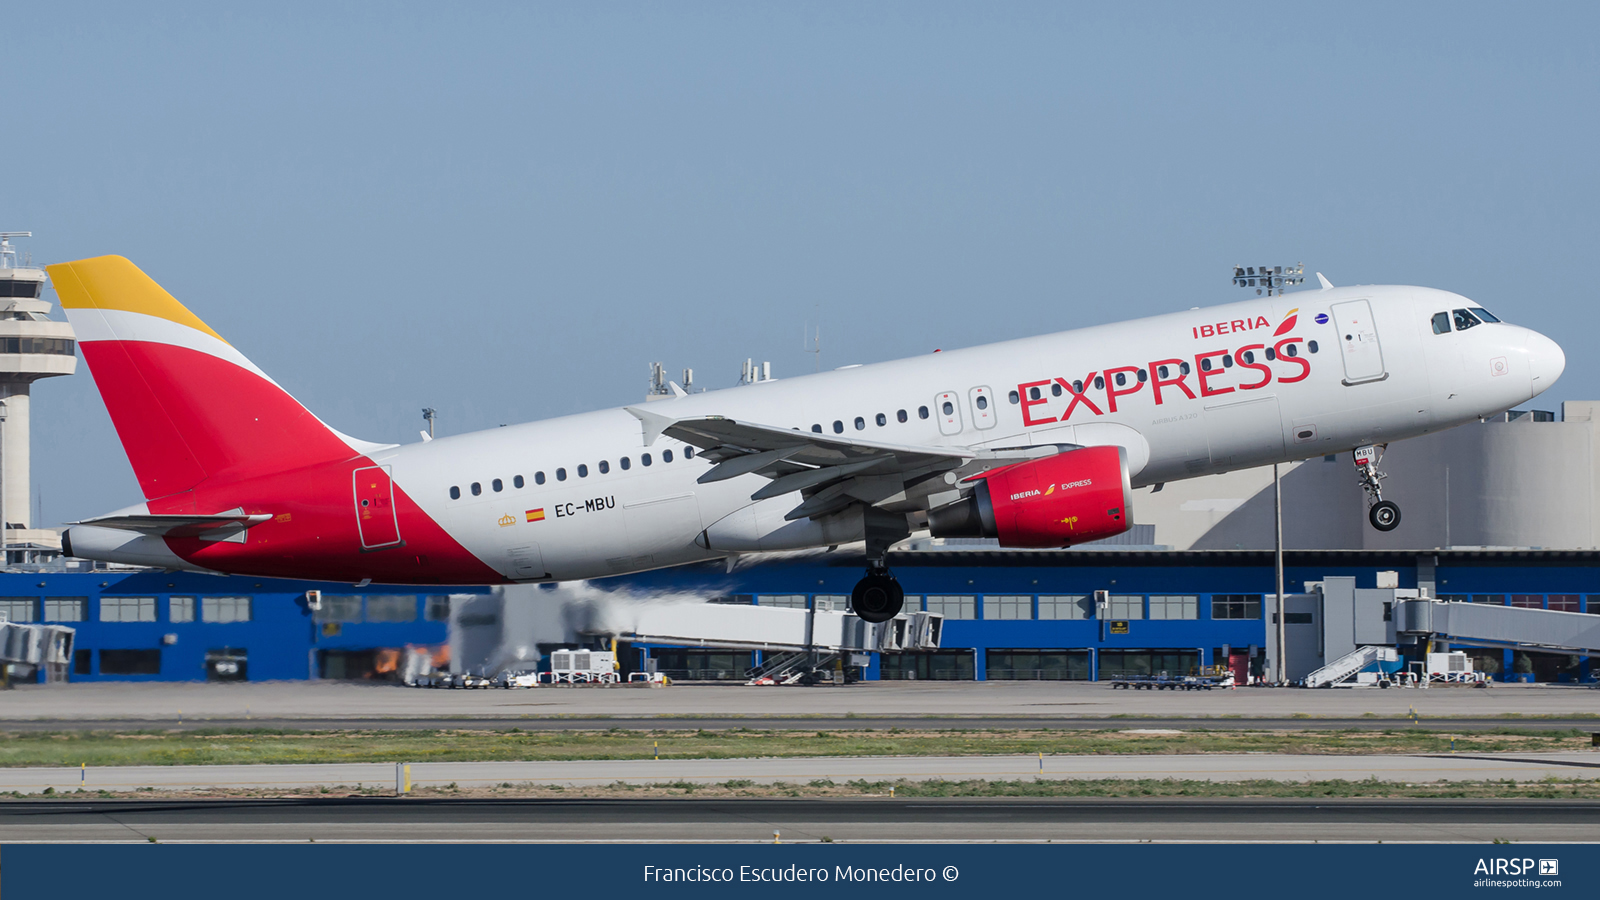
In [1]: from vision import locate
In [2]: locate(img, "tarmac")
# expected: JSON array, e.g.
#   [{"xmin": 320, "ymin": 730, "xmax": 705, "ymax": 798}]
[
  {"xmin": 5, "ymin": 797, "xmax": 1598, "ymax": 843},
  {"xmin": 5, "ymin": 751, "xmax": 1599, "ymax": 795},
  {"xmin": 5, "ymin": 679, "xmax": 1596, "ymax": 724}
]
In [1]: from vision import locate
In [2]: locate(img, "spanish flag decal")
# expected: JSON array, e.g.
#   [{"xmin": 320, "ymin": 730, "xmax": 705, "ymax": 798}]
[{"xmin": 526, "ymin": 508, "xmax": 545, "ymax": 522}]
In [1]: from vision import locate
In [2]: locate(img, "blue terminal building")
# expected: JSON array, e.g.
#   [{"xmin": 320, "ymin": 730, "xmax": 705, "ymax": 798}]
[{"xmin": 5, "ymin": 547, "xmax": 1595, "ymax": 684}]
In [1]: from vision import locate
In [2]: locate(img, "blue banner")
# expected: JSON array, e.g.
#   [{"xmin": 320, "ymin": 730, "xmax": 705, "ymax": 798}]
[{"xmin": 5, "ymin": 844, "xmax": 1595, "ymax": 898}]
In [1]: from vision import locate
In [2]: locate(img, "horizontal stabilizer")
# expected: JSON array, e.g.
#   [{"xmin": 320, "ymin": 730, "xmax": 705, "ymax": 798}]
[{"xmin": 74, "ymin": 512, "xmax": 273, "ymax": 538}]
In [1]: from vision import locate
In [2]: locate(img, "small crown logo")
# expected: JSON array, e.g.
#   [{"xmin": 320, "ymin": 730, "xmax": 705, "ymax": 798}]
[{"xmin": 497, "ymin": 514, "xmax": 516, "ymax": 527}]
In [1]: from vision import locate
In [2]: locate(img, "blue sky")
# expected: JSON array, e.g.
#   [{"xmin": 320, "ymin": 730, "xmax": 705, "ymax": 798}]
[{"xmin": 6, "ymin": 3, "xmax": 1598, "ymax": 523}]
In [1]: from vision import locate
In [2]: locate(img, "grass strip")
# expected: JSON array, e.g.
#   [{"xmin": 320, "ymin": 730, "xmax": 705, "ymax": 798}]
[{"xmin": 0, "ymin": 727, "xmax": 1593, "ymax": 768}]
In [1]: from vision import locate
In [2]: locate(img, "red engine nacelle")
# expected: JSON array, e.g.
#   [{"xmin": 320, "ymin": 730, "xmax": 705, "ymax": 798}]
[{"xmin": 927, "ymin": 445, "xmax": 1133, "ymax": 548}]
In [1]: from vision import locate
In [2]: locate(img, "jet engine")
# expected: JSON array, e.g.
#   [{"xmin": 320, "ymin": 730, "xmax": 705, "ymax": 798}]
[{"xmin": 927, "ymin": 445, "xmax": 1133, "ymax": 548}]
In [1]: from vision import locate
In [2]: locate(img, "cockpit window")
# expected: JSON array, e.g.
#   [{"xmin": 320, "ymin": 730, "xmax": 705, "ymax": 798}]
[
  {"xmin": 1452, "ymin": 308, "xmax": 1483, "ymax": 331},
  {"xmin": 1471, "ymin": 307, "xmax": 1501, "ymax": 323},
  {"xmin": 1431, "ymin": 312, "xmax": 1451, "ymax": 334}
]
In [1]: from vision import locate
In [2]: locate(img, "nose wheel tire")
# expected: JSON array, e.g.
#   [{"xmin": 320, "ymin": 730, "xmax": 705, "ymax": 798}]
[
  {"xmin": 851, "ymin": 571, "xmax": 904, "ymax": 623},
  {"xmin": 1369, "ymin": 500, "xmax": 1401, "ymax": 532}
]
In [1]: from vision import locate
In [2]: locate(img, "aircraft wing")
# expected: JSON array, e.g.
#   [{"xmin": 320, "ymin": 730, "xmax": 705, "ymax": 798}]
[
  {"xmin": 74, "ymin": 512, "xmax": 274, "ymax": 538},
  {"xmin": 630, "ymin": 409, "xmax": 1063, "ymax": 521}
]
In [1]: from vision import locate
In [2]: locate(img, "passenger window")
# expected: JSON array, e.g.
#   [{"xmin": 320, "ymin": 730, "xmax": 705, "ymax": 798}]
[
  {"xmin": 1157, "ymin": 365, "xmax": 1168, "ymax": 379},
  {"xmin": 1201, "ymin": 358, "xmax": 1212, "ymax": 371},
  {"xmin": 1223, "ymin": 355, "xmax": 1233, "ymax": 368},
  {"xmin": 1114, "ymin": 373, "xmax": 1126, "ymax": 387},
  {"xmin": 492, "ymin": 478, "xmax": 503, "ymax": 492},
  {"xmin": 897, "ymin": 409, "xmax": 908, "ymax": 423},
  {"xmin": 833, "ymin": 420, "xmax": 844, "ymax": 433},
  {"xmin": 1285, "ymin": 343, "xmax": 1299, "ymax": 357},
  {"xmin": 811, "ymin": 424, "xmax": 822, "ymax": 433},
  {"xmin": 641, "ymin": 454, "xmax": 652, "ymax": 467},
  {"xmin": 1431, "ymin": 312, "xmax": 1451, "ymax": 334},
  {"xmin": 620, "ymin": 457, "xmax": 631, "ymax": 470},
  {"xmin": 471, "ymin": 482, "xmax": 482, "ymax": 496},
  {"xmin": 1028, "ymin": 386, "xmax": 1041, "ymax": 401},
  {"xmin": 1264, "ymin": 347, "xmax": 1275, "ymax": 361},
  {"xmin": 598, "ymin": 460, "xmax": 610, "ymax": 474},
  {"xmin": 1308, "ymin": 340, "xmax": 1319, "ymax": 353},
  {"xmin": 1453, "ymin": 308, "xmax": 1482, "ymax": 331},
  {"xmin": 535, "ymin": 471, "xmax": 546, "ymax": 484},
  {"xmin": 918, "ymin": 406, "xmax": 929, "ymax": 419},
  {"xmin": 663, "ymin": 450, "xmax": 674, "ymax": 463},
  {"xmin": 1007, "ymin": 391, "xmax": 1019, "ymax": 405},
  {"xmin": 854, "ymin": 416, "xmax": 865, "ymax": 430},
  {"xmin": 556, "ymin": 468, "xmax": 567, "ymax": 481},
  {"xmin": 975, "ymin": 395, "xmax": 989, "ymax": 410},
  {"xmin": 1179, "ymin": 361, "xmax": 1190, "ymax": 375},
  {"xmin": 449, "ymin": 486, "xmax": 460, "ymax": 500},
  {"xmin": 684, "ymin": 446, "xmax": 694, "ymax": 459},
  {"xmin": 513, "ymin": 475, "xmax": 524, "ymax": 488},
  {"xmin": 876, "ymin": 413, "xmax": 887, "ymax": 426},
  {"xmin": 1471, "ymin": 307, "xmax": 1501, "ymax": 323},
  {"xmin": 1136, "ymin": 368, "xmax": 1147, "ymax": 382},
  {"xmin": 1093, "ymin": 376, "xmax": 1105, "ymax": 389},
  {"xmin": 1051, "ymin": 382, "xmax": 1062, "ymax": 397},
  {"xmin": 941, "ymin": 401, "xmax": 954, "ymax": 415},
  {"xmin": 1072, "ymin": 380, "xmax": 1083, "ymax": 393},
  {"xmin": 1240, "ymin": 351, "xmax": 1253, "ymax": 364},
  {"xmin": 577, "ymin": 464, "xmax": 588, "ymax": 478}
]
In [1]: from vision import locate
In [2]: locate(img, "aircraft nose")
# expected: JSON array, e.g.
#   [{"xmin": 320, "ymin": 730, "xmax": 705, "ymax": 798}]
[{"xmin": 1526, "ymin": 329, "xmax": 1566, "ymax": 394}]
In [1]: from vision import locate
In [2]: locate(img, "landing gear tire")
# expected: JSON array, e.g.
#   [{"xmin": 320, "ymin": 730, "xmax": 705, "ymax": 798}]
[
  {"xmin": 851, "ymin": 570, "xmax": 904, "ymax": 623},
  {"xmin": 1369, "ymin": 500, "xmax": 1401, "ymax": 532}
]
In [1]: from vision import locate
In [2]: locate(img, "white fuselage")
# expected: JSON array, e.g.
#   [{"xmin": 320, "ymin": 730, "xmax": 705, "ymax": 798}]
[{"xmin": 375, "ymin": 285, "xmax": 1564, "ymax": 581}]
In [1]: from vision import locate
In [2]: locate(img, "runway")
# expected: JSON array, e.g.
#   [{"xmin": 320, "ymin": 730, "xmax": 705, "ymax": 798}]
[
  {"xmin": 6, "ymin": 680, "xmax": 1597, "ymax": 727},
  {"xmin": 8, "ymin": 716, "xmax": 1598, "ymax": 733},
  {"xmin": 4, "ymin": 797, "xmax": 1598, "ymax": 843},
  {"xmin": 5, "ymin": 752, "xmax": 1598, "ymax": 795}
]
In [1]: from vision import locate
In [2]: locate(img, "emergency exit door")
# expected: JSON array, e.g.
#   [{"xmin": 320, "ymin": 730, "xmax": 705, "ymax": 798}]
[
  {"xmin": 353, "ymin": 465, "xmax": 403, "ymax": 549},
  {"xmin": 1331, "ymin": 299, "xmax": 1387, "ymax": 384}
]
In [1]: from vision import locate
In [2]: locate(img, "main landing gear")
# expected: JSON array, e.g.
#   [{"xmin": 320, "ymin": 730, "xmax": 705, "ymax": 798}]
[
  {"xmin": 850, "ymin": 508, "xmax": 911, "ymax": 623},
  {"xmin": 1354, "ymin": 444, "xmax": 1401, "ymax": 532}
]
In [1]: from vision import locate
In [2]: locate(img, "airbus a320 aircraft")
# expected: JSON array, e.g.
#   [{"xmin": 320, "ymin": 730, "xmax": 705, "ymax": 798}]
[{"xmin": 53, "ymin": 256, "xmax": 1564, "ymax": 622}]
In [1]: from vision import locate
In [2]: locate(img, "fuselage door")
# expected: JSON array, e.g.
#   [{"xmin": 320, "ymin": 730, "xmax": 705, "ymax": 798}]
[
  {"xmin": 352, "ymin": 465, "xmax": 403, "ymax": 549},
  {"xmin": 968, "ymin": 386, "xmax": 996, "ymax": 430},
  {"xmin": 935, "ymin": 391, "xmax": 963, "ymax": 436},
  {"xmin": 1331, "ymin": 299, "xmax": 1387, "ymax": 384}
]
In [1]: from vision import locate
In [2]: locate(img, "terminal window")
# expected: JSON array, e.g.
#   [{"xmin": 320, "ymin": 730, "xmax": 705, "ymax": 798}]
[
  {"xmin": 1588, "ymin": 596, "xmax": 1600, "ymax": 614},
  {"xmin": 365, "ymin": 595, "xmax": 417, "ymax": 622},
  {"xmin": 100, "ymin": 596, "xmax": 156, "ymax": 623},
  {"xmin": 1211, "ymin": 594, "xmax": 1262, "ymax": 620},
  {"xmin": 0, "ymin": 597, "xmax": 36, "ymax": 622},
  {"xmin": 43, "ymin": 597, "xmax": 86, "ymax": 622},
  {"xmin": 99, "ymin": 649, "xmax": 161, "ymax": 675},
  {"xmin": 1547, "ymin": 594, "xmax": 1579, "ymax": 612},
  {"xmin": 169, "ymin": 597, "xmax": 195, "ymax": 622},
  {"xmin": 315, "ymin": 595, "xmax": 363, "ymax": 623},
  {"xmin": 1510, "ymin": 594, "xmax": 1543, "ymax": 609},
  {"xmin": 1471, "ymin": 594, "xmax": 1504, "ymax": 604},
  {"xmin": 985, "ymin": 650, "xmax": 1088, "ymax": 680},
  {"xmin": 983, "ymin": 595, "xmax": 1032, "ymax": 620},
  {"xmin": 1037, "ymin": 595, "xmax": 1093, "ymax": 619},
  {"xmin": 202, "ymin": 596, "xmax": 252, "ymax": 623},
  {"xmin": 424, "ymin": 595, "xmax": 452, "ymax": 621},
  {"xmin": 813, "ymin": 594, "xmax": 849, "ymax": 612},
  {"xmin": 924, "ymin": 595, "xmax": 976, "ymax": 619},
  {"xmin": 1108, "ymin": 594, "xmax": 1144, "ymax": 620},
  {"xmin": 1148, "ymin": 595, "xmax": 1198, "ymax": 620},
  {"xmin": 757, "ymin": 594, "xmax": 808, "ymax": 609}
]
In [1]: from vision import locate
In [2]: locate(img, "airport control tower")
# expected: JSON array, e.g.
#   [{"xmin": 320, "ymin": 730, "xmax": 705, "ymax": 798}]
[{"xmin": 0, "ymin": 233, "xmax": 76, "ymax": 558}]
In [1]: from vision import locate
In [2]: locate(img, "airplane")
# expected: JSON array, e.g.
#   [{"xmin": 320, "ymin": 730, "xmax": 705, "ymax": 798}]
[{"xmin": 53, "ymin": 255, "xmax": 1564, "ymax": 622}]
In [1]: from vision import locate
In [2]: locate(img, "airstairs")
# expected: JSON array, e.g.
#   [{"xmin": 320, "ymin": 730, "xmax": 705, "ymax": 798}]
[{"xmin": 1305, "ymin": 645, "xmax": 1398, "ymax": 688}]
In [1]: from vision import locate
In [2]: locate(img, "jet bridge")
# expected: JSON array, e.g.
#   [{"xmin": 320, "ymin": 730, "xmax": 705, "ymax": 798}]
[{"xmin": 1395, "ymin": 599, "xmax": 1600, "ymax": 658}]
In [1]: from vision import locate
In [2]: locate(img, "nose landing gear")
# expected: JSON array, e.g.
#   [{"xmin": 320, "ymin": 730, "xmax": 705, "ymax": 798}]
[{"xmin": 1354, "ymin": 444, "xmax": 1401, "ymax": 532}]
